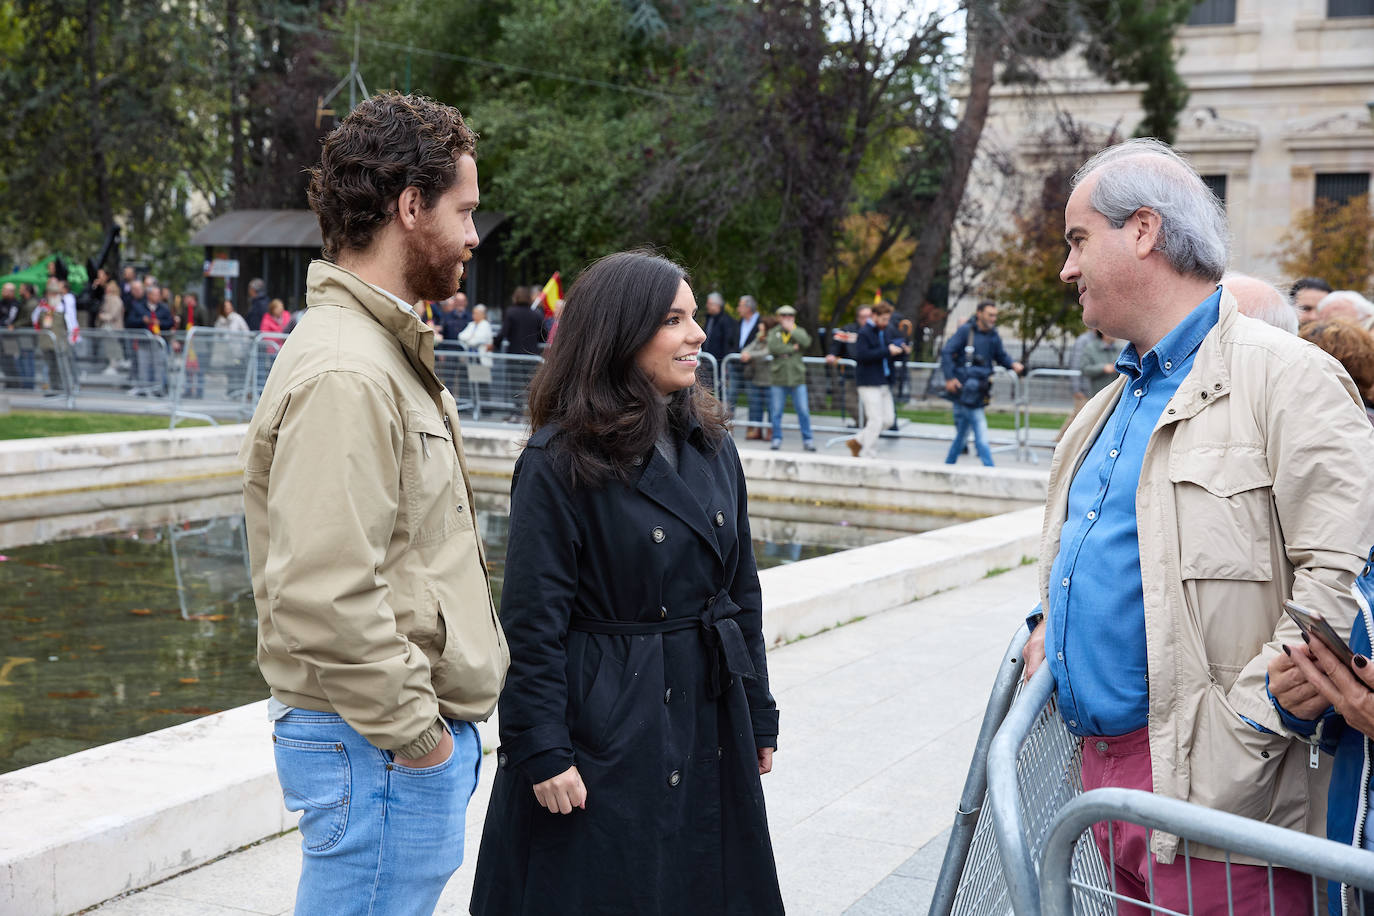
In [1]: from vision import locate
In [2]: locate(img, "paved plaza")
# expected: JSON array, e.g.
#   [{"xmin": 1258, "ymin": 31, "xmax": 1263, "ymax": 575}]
[{"xmin": 84, "ymin": 565, "xmax": 1034, "ymax": 915}]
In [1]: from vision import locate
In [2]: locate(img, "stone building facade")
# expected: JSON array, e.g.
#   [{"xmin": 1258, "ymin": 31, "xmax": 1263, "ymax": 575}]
[{"xmin": 951, "ymin": 0, "xmax": 1374, "ymax": 335}]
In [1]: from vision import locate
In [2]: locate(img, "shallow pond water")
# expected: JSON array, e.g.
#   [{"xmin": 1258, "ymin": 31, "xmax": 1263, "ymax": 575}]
[{"xmin": 0, "ymin": 495, "xmax": 932, "ymax": 773}]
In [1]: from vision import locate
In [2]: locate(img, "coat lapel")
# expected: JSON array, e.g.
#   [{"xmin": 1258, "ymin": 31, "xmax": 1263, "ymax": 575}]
[{"xmin": 635, "ymin": 444, "xmax": 724, "ymax": 563}]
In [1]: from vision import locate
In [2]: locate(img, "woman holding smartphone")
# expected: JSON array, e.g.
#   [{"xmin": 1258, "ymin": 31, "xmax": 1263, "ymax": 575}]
[
  {"xmin": 1272, "ymin": 571, "xmax": 1374, "ymax": 914},
  {"xmin": 470, "ymin": 251, "xmax": 783, "ymax": 915}
]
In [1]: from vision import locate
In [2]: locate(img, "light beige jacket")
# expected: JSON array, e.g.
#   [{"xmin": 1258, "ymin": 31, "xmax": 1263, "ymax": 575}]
[
  {"xmin": 242, "ymin": 260, "xmax": 509, "ymax": 760},
  {"xmin": 1043, "ymin": 288, "xmax": 1374, "ymax": 863}
]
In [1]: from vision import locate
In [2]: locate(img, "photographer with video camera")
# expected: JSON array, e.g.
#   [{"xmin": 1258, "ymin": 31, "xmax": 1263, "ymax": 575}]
[{"xmin": 939, "ymin": 300, "xmax": 1022, "ymax": 466}]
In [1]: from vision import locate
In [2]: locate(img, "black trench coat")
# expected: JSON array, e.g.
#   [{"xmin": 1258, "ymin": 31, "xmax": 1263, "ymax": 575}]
[{"xmin": 470, "ymin": 421, "xmax": 783, "ymax": 915}]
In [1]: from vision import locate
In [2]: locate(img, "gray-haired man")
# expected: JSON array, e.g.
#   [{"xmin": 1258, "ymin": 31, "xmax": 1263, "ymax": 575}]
[{"xmin": 1024, "ymin": 138, "xmax": 1374, "ymax": 912}]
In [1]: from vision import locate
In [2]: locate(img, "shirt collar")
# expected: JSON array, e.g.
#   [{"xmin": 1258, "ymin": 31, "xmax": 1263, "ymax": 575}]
[
  {"xmin": 1116, "ymin": 287, "xmax": 1222, "ymax": 380},
  {"xmin": 366, "ymin": 281, "xmax": 419, "ymax": 317}
]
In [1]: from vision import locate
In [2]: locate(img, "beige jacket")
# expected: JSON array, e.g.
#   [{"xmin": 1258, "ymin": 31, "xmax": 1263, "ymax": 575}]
[
  {"xmin": 1043, "ymin": 288, "xmax": 1374, "ymax": 862},
  {"xmin": 242, "ymin": 260, "xmax": 509, "ymax": 760}
]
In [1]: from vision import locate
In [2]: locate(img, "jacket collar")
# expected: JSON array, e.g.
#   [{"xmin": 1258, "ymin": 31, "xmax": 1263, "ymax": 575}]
[
  {"xmin": 305, "ymin": 259, "xmax": 440, "ymax": 392},
  {"xmin": 636, "ymin": 439, "xmax": 724, "ymax": 563},
  {"xmin": 1159, "ymin": 286, "xmax": 1237, "ymax": 426}
]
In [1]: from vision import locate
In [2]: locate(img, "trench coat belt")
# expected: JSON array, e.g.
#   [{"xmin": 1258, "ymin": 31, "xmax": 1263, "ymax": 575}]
[{"xmin": 568, "ymin": 590, "xmax": 756, "ymax": 699}]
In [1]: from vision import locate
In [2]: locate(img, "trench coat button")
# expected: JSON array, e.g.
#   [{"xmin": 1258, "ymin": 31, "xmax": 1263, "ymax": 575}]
[
  {"xmin": 651, "ymin": 526, "xmax": 665, "ymax": 543},
  {"xmin": 659, "ymin": 606, "xmax": 668, "ymax": 619},
  {"xmin": 632, "ymin": 455, "xmax": 643, "ymax": 466},
  {"xmin": 497, "ymin": 753, "xmax": 509, "ymax": 768},
  {"xmin": 714, "ymin": 510, "xmax": 725, "ymax": 527},
  {"xmin": 668, "ymin": 770, "xmax": 681, "ymax": 787},
  {"xmin": 664, "ymin": 688, "xmax": 672, "ymax": 703}
]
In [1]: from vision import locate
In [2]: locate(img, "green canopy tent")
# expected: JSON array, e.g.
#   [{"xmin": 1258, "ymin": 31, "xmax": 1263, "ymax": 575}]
[{"xmin": 0, "ymin": 254, "xmax": 88, "ymax": 295}]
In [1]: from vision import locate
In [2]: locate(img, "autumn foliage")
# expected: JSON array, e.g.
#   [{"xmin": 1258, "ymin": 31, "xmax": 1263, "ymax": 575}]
[{"xmin": 1276, "ymin": 194, "xmax": 1374, "ymax": 296}]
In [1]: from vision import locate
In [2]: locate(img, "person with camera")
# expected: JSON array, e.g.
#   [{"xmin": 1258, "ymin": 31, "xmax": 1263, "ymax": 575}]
[{"xmin": 939, "ymin": 300, "xmax": 1022, "ymax": 466}]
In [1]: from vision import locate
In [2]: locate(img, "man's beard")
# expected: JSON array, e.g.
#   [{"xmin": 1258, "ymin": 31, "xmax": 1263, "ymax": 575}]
[{"xmin": 403, "ymin": 222, "xmax": 471, "ymax": 302}]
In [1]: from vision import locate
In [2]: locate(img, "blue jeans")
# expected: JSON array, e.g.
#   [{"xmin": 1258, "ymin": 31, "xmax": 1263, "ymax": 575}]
[
  {"xmin": 747, "ymin": 383, "xmax": 768, "ymax": 425},
  {"xmin": 273, "ymin": 710, "xmax": 482, "ymax": 916},
  {"xmin": 946, "ymin": 402, "xmax": 994, "ymax": 466},
  {"xmin": 770, "ymin": 383, "xmax": 813, "ymax": 444}
]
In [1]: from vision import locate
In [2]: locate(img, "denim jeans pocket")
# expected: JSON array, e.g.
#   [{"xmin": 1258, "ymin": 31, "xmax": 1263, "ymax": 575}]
[
  {"xmin": 388, "ymin": 726, "xmax": 459, "ymax": 777},
  {"xmin": 273, "ymin": 734, "xmax": 351, "ymax": 852}
]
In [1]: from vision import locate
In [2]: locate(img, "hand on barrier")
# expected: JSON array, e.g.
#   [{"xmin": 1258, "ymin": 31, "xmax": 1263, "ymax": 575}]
[
  {"xmin": 533, "ymin": 765, "xmax": 587, "ymax": 814},
  {"xmin": 1290, "ymin": 638, "xmax": 1374, "ymax": 736},
  {"xmin": 1267, "ymin": 647, "xmax": 1329, "ymax": 720},
  {"xmin": 1023, "ymin": 619, "xmax": 1047, "ymax": 682}
]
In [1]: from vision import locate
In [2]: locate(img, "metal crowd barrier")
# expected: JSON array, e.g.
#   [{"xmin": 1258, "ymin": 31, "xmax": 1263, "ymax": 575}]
[
  {"xmin": 67, "ymin": 328, "xmax": 170, "ymax": 400},
  {"xmin": 932, "ymin": 629, "xmax": 1374, "ymax": 915},
  {"xmin": 929, "ymin": 624, "xmax": 1031, "ymax": 915},
  {"xmin": 1041, "ymin": 789, "xmax": 1374, "ymax": 915},
  {"xmin": 432, "ymin": 349, "xmax": 543, "ymax": 422},
  {"xmin": 0, "ymin": 328, "xmax": 74, "ymax": 406},
  {"xmin": 166, "ymin": 327, "xmax": 260, "ymax": 427},
  {"xmin": 717, "ymin": 353, "xmax": 861, "ymax": 444},
  {"xmin": 1013, "ymin": 368, "xmax": 1081, "ymax": 464}
]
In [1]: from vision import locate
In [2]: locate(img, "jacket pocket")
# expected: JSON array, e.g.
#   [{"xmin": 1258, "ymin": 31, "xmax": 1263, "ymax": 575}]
[
  {"xmin": 272, "ymin": 735, "xmax": 351, "ymax": 852},
  {"xmin": 568, "ymin": 638, "xmax": 625, "ymax": 752},
  {"xmin": 1169, "ymin": 445, "xmax": 1273, "ymax": 581},
  {"xmin": 1189, "ymin": 686, "xmax": 1289, "ymax": 823},
  {"xmin": 401, "ymin": 408, "xmax": 461, "ymax": 547}
]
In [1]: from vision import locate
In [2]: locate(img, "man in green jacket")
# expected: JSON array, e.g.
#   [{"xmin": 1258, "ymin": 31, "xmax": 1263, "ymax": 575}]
[
  {"xmin": 766, "ymin": 304, "xmax": 815, "ymax": 450},
  {"xmin": 240, "ymin": 92, "xmax": 509, "ymax": 916}
]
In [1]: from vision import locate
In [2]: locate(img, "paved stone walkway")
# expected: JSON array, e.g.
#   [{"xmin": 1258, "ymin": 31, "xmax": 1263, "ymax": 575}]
[{"xmin": 85, "ymin": 566, "xmax": 1035, "ymax": 915}]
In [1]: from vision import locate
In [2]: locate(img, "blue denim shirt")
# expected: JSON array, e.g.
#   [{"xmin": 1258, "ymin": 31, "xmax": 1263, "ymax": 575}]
[{"xmin": 1043, "ymin": 289, "xmax": 1221, "ymax": 737}]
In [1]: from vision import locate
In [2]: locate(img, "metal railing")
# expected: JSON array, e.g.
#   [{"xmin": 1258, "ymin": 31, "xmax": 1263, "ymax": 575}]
[
  {"xmin": 1041, "ymin": 789, "xmax": 1374, "ymax": 915},
  {"xmin": 67, "ymin": 328, "xmax": 170, "ymax": 400},
  {"xmin": 932, "ymin": 628, "xmax": 1374, "ymax": 915},
  {"xmin": 0, "ymin": 328, "xmax": 73, "ymax": 406},
  {"xmin": 717, "ymin": 353, "xmax": 862, "ymax": 445},
  {"xmin": 929, "ymin": 624, "xmax": 1030, "ymax": 915},
  {"xmin": 1013, "ymin": 368, "xmax": 1082, "ymax": 464},
  {"xmin": 165, "ymin": 327, "xmax": 260, "ymax": 427}
]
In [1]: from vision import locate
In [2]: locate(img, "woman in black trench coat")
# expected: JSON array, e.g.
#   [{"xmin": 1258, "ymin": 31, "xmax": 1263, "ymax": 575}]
[{"xmin": 470, "ymin": 251, "xmax": 784, "ymax": 915}]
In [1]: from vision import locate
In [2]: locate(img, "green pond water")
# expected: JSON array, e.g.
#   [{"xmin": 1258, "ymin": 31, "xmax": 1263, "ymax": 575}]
[{"xmin": 0, "ymin": 499, "xmax": 913, "ymax": 774}]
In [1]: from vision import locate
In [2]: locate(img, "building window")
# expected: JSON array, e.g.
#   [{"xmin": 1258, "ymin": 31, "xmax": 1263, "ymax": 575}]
[
  {"xmin": 1315, "ymin": 173, "xmax": 1371, "ymax": 207},
  {"xmin": 1188, "ymin": 0, "xmax": 1237, "ymax": 25},
  {"xmin": 1329, "ymin": 0, "xmax": 1374, "ymax": 17},
  {"xmin": 1201, "ymin": 174, "xmax": 1227, "ymax": 207}
]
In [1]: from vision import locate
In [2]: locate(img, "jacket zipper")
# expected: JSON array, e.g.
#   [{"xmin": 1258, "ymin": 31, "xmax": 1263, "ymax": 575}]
[{"xmin": 1343, "ymin": 588, "xmax": 1374, "ymax": 916}]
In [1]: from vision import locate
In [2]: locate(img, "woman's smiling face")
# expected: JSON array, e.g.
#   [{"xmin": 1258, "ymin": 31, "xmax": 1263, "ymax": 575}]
[{"xmin": 636, "ymin": 280, "xmax": 707, "ymax": 396}]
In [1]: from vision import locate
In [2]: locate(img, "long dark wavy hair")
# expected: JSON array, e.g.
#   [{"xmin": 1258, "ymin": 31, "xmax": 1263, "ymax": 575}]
[{"xmin": 528, "ymin": 250, "xmax": 731, "ymax": 488}]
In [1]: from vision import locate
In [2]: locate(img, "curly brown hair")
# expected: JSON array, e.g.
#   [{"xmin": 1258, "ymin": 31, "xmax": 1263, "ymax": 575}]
[
  {"xmin": 307, "ymin": 91, "xmax": 477, "ymax": 261},
  {"xmin": 1301, "ymin": 318, "xmax": 1374, "ymax": 405}
]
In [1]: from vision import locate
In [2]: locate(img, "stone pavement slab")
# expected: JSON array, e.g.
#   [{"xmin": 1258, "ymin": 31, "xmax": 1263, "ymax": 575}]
[{"xmin": 85, "ymin": 566, "xmax": 1035, "ymax": 915}]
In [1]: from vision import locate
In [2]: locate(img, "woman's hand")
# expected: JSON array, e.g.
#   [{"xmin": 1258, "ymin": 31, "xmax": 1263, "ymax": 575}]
[
  {"xmin": 1267, "ymin": 646, "xmax": 1330, "ymax": 720},
  {"xmin": 757, "ymin": 747, "xmax": 774, "ymax": 776},
  {"xmin": 532, "ymin": 765, "xmax": 587, "ymax": 814},
  {"xmin": 1290, "ymin": 638, "xmax": 1374, "ymax": 738}
]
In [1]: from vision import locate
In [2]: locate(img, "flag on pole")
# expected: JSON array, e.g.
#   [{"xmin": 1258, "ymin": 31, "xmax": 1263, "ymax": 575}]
[
  {"xmin": 873, "ymin": 288, "xmax": 883, "ymax": 305},
  {"xmin": 532, "ymin": 272, "xmax": 563, "ymax": 318}
]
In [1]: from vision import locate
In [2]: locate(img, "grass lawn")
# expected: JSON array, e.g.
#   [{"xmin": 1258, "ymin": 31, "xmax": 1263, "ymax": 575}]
[{"xmin": 0, "ymin": 410, "xmax": 208, "ymax": 440}]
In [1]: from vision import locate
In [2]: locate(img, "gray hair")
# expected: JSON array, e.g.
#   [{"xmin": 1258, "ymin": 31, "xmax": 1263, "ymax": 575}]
[
  {"xmin": 706, "ymin": 291, "xmax": 725, "ymax": 305},
  {"xmin": 1072, "ymin": 138, "xmax": 1228, "ymax": 283},
  {"xmin": 1223, "ymin": 272, "xmax": 1297, "ymax": 334},
  {"xmin": 738, "ymin": 295, "xmax": 757, "ymax": 313},
  {"xmin": 1318, "ymin": 290, "xmax": 1374, "ymax": 320},
  {"xmin": 248, "ymin": 278, "xmax": 266, "ymax": 297}
]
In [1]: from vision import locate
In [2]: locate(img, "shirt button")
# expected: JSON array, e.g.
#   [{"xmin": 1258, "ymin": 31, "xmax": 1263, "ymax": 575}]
[
  {"xmin": 1163, "ymin": 361, "xmax": 1172, "ymax": 370},
  {"xmin": 1068, "ymin": 720, "xmax": 1078, "ymax": 728},
  {"xmin": 668, "ymin": 770, "xmax": 681, "ymax": 787},
  {"xmin": 1061, "ymin": 577, "xmax": 1070, "ymax": 588},
  {"xmin": 1057, "ymin": 652, "xmax": 1064, "ymax": 660},
  {"xmin": 651, "ymin": 526, "xmax": 665, "ymax": 543},
  {"xmin": 1096, "ymin": 741, "xmax": 1109, "ymax": 753},
  {"xmin": 1109, "ymin": 449, "xmax": 1118, "ymax": 458},
  {"xmin": 714, "ymin": 510, "xmax": 725, "ymax": 527},
  {"xmin": 1134, "ymin": 388, "xmax": 1143, "ymax": 397},
  {"xmin": 1086, "ymin": 511, "xmax": 1096, "ymax": 520}
]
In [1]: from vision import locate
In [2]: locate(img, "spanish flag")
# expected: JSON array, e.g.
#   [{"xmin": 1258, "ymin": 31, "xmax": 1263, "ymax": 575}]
[
  {"xmin": 873, "ymin": 288, "xmax": 883, "ymax": 305},
  {"xmin": 533, "ymin": 272, "xmax": 563, "ymax": 318}
]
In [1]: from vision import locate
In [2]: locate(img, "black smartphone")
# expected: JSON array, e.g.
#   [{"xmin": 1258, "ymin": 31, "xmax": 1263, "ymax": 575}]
[{"xmin": 1284, "ymin": 600, "xmax": 1357, "ymax": 669}]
